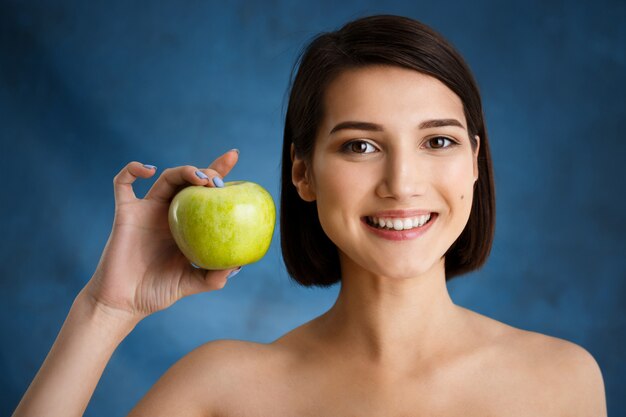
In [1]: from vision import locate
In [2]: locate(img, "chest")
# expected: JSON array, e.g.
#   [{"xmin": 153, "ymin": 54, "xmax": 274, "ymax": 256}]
[{"xmin": 213, "ymin": 361, "xmax": 557, "ymax": 417}]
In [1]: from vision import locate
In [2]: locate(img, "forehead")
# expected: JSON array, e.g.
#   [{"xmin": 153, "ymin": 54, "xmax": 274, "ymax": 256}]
[{"xmin": 321, "ymin": 65, "xmax": 467, "ymax": 131}]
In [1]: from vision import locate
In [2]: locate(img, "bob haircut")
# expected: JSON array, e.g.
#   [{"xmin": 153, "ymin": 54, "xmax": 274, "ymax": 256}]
[{"xmin": 280, "ymin": 14, "xmax": 495, "ymax": 287}]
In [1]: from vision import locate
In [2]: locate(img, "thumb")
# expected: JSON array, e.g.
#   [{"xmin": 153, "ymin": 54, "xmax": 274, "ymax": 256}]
[{"xmin": 179, "ymin": 267, "xmax": 233, "ymax": 298}]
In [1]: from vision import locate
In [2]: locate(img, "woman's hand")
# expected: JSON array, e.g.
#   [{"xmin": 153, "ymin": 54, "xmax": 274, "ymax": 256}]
[{"xmin": 81, "ymin": 149, "xmax": 241, "ymax": 323}]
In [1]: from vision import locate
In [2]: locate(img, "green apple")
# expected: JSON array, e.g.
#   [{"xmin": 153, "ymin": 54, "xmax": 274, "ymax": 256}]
[{"xmin": 168, "ymin": 181, "xmax": 276, "ymax": 270}]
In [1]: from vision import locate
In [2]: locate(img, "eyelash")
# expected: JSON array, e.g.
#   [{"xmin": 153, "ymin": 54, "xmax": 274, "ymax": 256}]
[{"xmin": 340, "ymin": 136, "xmax": 459, "ymax": 155}]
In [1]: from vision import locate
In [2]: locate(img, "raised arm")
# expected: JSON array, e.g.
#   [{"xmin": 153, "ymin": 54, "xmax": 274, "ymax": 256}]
[
  {"xmin": 12, "ymin": 150, "xmax": 241, "ymax": 417},
  {"xmin": 11, "ymin": 289, "xmax": 139, "ymax": 417}
]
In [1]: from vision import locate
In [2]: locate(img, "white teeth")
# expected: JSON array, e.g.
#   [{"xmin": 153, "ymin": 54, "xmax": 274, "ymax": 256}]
[{"xmin": 368, "ymin": 214, "xmax": 432, "ymax": 230}]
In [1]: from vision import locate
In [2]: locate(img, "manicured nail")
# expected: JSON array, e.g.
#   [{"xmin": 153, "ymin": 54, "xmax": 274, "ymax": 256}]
[
  {"xmin": 212, "ymin": 176, "xmax": 224, "ymax": 188},
  {"xmin": 230, "ymin": 148, "xmax": 239, "ymax": 155},
  {"xmin": 227, "ymin": 266, "xmax": 242, "ymax": 279},
  {"xmin": 195, "ymin": 170, "xmax": 209, "ymax": 180},
  {"xmin": 143, "ymin": 164, "xmax": 156, "ymax": 170}
]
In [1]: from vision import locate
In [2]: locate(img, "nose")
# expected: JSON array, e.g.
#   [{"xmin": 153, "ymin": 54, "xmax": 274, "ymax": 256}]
[{"xmin": 375, "ymin": 147, "xmax": 427, "ymax": 201}]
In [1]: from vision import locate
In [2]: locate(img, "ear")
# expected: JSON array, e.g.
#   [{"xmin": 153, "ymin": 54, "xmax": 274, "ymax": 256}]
[
  {"xmin": 291, "ymin": 143, "xmax": 316, "ymax": 202},
  {"xmin": 472, "ymin": 135, "xmax": 480, "ymax": 183}
]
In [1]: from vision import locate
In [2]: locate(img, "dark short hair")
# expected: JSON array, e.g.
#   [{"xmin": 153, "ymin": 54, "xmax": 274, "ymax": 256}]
[{"xmin": 280, "ymin": 14, "xmax": 495, "ymax": 287}]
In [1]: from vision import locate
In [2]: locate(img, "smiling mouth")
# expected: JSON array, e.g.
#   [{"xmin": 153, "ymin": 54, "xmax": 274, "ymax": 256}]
[{"xmin": 364, "ymin": 213, "xmax": 436, "ymax": 231}]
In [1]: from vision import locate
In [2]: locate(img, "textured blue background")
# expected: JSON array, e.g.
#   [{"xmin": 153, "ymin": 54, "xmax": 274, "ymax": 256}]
[{"xmin": 2, "ymin": 1, "xmax": 625, "ymax": 415}]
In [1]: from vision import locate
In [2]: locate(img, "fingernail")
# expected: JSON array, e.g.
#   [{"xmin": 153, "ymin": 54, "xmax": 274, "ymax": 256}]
[
  {"xmin": 230, "ymin": 148, "xmax": 240, "ymax": 155},
  {"xmin": 195, "ymin": 170, "xmax": 209, "ymax": 180},
  {"xmin": 143, "ymin": 164, "xmax": 156, "ymax": 170},
  {"xmin": 212, "ymin": 176, "xmax": 224, "ymax": 188},
  {"xmin": 190, "ymin": 262, "xmax": 202, "ymax": 269},
  {"xmin": 227, "ymin": 266, "xmax": 242, "ymax": 279}
]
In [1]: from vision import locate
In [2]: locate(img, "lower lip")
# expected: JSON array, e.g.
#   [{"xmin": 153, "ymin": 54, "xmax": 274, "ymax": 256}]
[{"xmin": 361, "ymin": 214, "xmax": 437, "ymax": 241}]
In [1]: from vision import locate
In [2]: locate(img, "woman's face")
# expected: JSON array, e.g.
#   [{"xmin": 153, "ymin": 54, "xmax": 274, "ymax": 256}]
[{"xmin": 293, "ymin": 65, "xmax": 479, "ymax": 279}]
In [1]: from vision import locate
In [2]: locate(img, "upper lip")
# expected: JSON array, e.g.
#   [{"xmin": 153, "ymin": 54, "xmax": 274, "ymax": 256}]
[{"xmin": 364, "ymin": 209, "xmax": 435, "ymax": 218}]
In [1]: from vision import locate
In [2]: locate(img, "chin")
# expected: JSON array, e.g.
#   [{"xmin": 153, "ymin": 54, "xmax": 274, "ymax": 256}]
[{"xmin": 369, "ymin": 258, "xmax": 441, "ymax": 280}]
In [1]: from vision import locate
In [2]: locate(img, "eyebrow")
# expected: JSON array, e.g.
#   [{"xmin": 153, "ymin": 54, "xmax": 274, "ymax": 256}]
[{"xmin": 329, "ymin": 118, "xmax": 466, "ymax": 134}]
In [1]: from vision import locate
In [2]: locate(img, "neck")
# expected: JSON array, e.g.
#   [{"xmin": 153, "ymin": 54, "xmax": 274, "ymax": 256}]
[{"xmin": 316, "ymin": 254, "xmax": 466, "ymax": 370}]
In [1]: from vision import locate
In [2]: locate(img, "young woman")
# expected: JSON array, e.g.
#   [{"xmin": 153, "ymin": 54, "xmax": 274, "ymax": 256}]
[{"xmin": 13, "ymin": 14, "xmax": 606, "ymax": 417}]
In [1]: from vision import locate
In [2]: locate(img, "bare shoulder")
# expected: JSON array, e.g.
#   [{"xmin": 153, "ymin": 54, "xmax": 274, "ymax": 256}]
[
  {"xmin": 495, "ymin": 324, "xmax": 607, "ymax": 417},
  {"xmin": 128, "ymin": 339, "xmax": 284, "ymax": 417},
  {"xmin": 455, "ymin": 308, "xmax": 607, "ymax": 416},
  {"xmin": 530, "ymin": 331, "xmax": 606, "ymax": 416}
]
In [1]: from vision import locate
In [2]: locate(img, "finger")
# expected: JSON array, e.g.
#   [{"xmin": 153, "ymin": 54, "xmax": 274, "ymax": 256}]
[
  {"xmin": 144, "ymin": 165, "xmax": 211, "ymax": 203},
  {"xmin": 178, "ymin": 267, "xmax": 238, "ymax": 297},
  {"xmin": 195, "ymin": 168, "xmax": 227, "ymax": 188},
  {"xmin": 113, "ymin": 162, "xmax": 158, "ymax": 206},
  {"xmin": 206, "ymin": 149, "xmax": 239, "ymax": 181}
]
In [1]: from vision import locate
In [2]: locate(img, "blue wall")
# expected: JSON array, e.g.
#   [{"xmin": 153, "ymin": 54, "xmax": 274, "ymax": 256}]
[{"xmin": 2, "ymin": 1, "xmax": 624, "ymax": 415}]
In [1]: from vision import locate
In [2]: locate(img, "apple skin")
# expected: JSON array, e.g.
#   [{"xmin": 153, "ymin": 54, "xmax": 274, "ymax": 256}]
[{"xmin": 168, "ymin": 181, "xmax": 276, "ymax": 270}]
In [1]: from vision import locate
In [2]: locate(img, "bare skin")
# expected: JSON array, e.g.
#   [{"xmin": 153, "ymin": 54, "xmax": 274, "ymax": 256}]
[
  {"xmin": 128, "ymin": 307, "xmax": 605, "ymax": 417},
  {"xmin": 128, "ymin": 66, "xmax": 606, "ymax": 417},
  {"xmin": 12, "ymin": 66, "xmax": 606, "ymax": 417},
  {"xmin": 11, "ymin": 151, "xmax": 243, "ymax": 417}
]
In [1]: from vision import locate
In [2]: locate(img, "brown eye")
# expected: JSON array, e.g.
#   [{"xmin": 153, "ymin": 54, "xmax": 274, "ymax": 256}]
[
  {"xmin": 426, "ymin": 136, "xmax": 455, "ymax": 149},
  {"xmin": 343, "ymin": 140, "xmax": 377, "ymax": 154}
]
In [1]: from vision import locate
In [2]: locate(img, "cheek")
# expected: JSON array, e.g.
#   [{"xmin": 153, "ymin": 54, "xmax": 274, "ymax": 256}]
[
  {"xmin": 436, "ymin": 157, "xmax": 475, "ymax": 212},
  {"xmin": 312, "ymin": 159, "xmax": 370, "ymax": 240}
]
